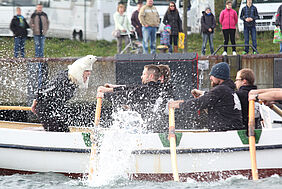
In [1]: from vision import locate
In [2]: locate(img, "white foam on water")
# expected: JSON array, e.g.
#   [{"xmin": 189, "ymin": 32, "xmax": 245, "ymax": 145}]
[{"xmin": 88, "ymin": 110, "xmax": 145, "ymax": 187}]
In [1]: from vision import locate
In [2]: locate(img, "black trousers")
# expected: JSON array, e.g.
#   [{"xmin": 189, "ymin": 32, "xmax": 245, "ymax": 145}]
[
  {"xmin": 170, "ymin": 35, "xmax": 178, "ymax": 46},
  {"xmin": 223, "ymin": 29, "xmax": 236, "ymax": 52},
  {"xmin": 36, "ymin": 104, "xmax": 70, "ymax": 132}
]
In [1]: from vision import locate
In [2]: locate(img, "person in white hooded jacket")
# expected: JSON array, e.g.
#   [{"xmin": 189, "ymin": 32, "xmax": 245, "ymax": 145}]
[{"xmin": 31, "ymin": 55, "xmax": 97, "ymax": 132}]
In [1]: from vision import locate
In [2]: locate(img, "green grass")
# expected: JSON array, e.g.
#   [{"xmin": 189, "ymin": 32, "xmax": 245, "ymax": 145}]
[{"xmin": 0, "ymin": 30, "xmax": 279, "ymax": 58}]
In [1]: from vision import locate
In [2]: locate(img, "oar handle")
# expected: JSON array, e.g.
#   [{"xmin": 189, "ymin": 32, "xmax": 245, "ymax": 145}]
[
  {"xmin": 94, "ymin": 97, "xmax": 102, "ymax": 126},
  {"xmin": 88, "ymin": 97, "xmax": 103, "ymax": 182},
  {"xmin": 248, "ymin": 100, "xmax": 259, "ymax": 180},
  {"xmin": 0, "ymin": 106, "xmax": 31, "ymax": 111},
  {"xmin": 270, "ymin": 104, "xmax": 282, "ymax": 117},
  {"xmin": 168, "ymin": 107, "xmax": 180, "ymax": 182}
]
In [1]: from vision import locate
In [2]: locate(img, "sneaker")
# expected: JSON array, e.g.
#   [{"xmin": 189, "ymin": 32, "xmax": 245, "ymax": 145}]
[
  {"xmin": 253, "ymin": 51, "xmax": 258, "ymax": 55},
  {"xmin": 233, "ymin": 51, "xmax": 237, "ymax": 55},
  {"xmin": 222, "ymin": 51, "xmax": 227, "ymax": 55},
  {"xmin": 242, "ymin": 51, "xmax": 248, "ymax": 55}
]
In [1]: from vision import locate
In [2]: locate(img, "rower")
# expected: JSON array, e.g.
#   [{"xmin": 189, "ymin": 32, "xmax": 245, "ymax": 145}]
[
  {"xmin": 97, "ymin": 64, "xmax": 171, "ymax": 132},
  {"xmin": 31, "ymin": 55, "xmax": 97, "ymax": 132},
  {"xmin": 169, "ymin": 62, "xmax": 244, "ymax": 132}
]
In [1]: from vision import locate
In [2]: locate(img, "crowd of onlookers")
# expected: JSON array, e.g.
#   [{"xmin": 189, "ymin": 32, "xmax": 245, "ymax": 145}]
[
  {"xmin": 9, "ymin": 0, "xmax": 282, "ymax": 57},
  {"xmin": 114, "ymin": 0, "xmax": 183, "ymax": 54},
  {"xmin": 114, "ymin": 0, "xmax": 282, "ymax": 55}
]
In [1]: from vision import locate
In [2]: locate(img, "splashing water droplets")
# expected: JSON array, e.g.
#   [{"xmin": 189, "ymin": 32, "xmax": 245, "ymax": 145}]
[{"xmin": 88, "ymin": 109, "xmax": 145, "ymax": 187}]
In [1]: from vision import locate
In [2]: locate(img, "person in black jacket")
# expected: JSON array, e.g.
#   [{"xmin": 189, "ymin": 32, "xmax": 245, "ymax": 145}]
[
  {"xmin": 201, "ymin": 7, "xmax": 216, "ymax": 56},
  {"xmin": 163, "ymin": 1, "xmax": 183, "ymax": 53},
  {"xmin": 97, "ymin": 64, "xmax": 170, "ymax": 132},
  {"xmin": 9, "ymin": 7, "xmax": 29, "ymax": 58},
  {"xmin": 131, "ymin": 1, "xmax": 143, "ymax": 41},
  {"xmin": 275, "ymin": 4, "xmax": 282, "ymax": 53},
  {"xmin": 235, "ymin": 68, "xmax": 259, "ymax": 129},
  {"xmin": 169, "ymin": 62, "xmax": 243, "ymax": 132},
  {"xmin": 31, "ymin": 55, "xmax": 97, "ymax": 132},
  {"xmin": 240, "ymin": 0, "xmax": 259, "ymax": 55}
]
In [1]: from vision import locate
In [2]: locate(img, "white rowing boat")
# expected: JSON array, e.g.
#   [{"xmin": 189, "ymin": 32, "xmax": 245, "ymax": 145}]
[{"xmin": 0, "ymin": 105, "xmax": 282, "ymax": 182}]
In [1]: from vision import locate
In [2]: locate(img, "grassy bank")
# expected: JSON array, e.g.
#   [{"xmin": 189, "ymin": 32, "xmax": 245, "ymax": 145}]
[{"xmin": 0, "ymin": 31, "xmax": 279, "ymax": 58}]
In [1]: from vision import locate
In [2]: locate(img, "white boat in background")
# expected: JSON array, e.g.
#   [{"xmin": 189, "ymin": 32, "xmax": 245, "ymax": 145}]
[{"xmin": 0, "ymin": 105, "xmax": 282, "ymax": 182}]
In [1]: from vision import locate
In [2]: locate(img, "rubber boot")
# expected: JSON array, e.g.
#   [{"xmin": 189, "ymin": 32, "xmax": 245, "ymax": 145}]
[{"xmin": 174, "ymin": 45, "xmax": 178, "ymax": 53}]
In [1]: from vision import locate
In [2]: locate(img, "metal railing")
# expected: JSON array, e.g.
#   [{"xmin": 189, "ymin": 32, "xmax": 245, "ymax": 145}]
[{"xmin": 212, "ymin": 44, "xmax": 259, "ymax": 55}]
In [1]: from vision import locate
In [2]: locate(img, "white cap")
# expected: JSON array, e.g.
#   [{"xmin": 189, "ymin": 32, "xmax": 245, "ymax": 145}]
[{"xmin": 68, "ymin": 55, "xmax": 97, "ymax": 88}]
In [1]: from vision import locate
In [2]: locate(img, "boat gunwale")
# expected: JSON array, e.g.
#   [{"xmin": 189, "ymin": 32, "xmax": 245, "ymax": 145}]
[{"xmin": 1, "ymin": 143, "xmax": 282, "ymax": 154}]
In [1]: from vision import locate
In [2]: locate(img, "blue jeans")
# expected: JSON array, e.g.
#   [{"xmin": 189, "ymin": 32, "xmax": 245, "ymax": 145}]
[
  {"xmin": 34, "ymin": 35, "xmax": 45, "ymax": 57},
  {"xmin": 201, "ymin": 33, "xmax": 214, "ymax": 55},
  {"xmin": 280, "ymin": 43, "xmax": 282, "ymax": 53},
  {"xmin": 243, "ymin": 26, "xmax": 257, "ymax": 53},
  {"xmin": 142, "ymin": 26, "xmax": 157, "ymax": 54},
  {"xmin": 14, "ymin": 37, "xmax": 26, "ymax": 58}
]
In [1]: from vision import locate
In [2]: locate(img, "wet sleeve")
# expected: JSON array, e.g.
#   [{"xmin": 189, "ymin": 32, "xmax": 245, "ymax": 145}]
[{"xmin": 180, "ymin": 88, "xmax": 220, "ymax": 111}]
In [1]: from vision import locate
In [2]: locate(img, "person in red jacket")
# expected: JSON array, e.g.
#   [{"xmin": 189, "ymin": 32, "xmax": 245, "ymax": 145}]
[{"xmin": 219, "ymin": 0, "xmax": 238, "ymax": 56}]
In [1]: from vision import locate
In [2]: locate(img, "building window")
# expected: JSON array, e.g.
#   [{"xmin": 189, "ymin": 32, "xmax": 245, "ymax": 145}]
[{"xmin": 104, "ymin": 13, "xmax": 110, "ymax": 28}]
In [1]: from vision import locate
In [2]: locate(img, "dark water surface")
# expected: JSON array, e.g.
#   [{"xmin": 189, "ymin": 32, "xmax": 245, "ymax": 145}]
[{"xmin": 1, "ymin": 173, "xmax": 282, "ymax": 189}]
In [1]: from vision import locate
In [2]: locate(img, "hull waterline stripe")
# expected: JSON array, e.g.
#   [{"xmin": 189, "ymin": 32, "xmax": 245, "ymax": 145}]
[{"xmin": 1, "ymin": 143, "xmax": 282, "ymax": 154}]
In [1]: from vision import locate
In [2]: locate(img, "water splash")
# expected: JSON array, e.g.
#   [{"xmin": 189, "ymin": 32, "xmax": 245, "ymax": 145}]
[{"xmin": 88, "ymin": 109, "xmax": 145, "ymax": 187}]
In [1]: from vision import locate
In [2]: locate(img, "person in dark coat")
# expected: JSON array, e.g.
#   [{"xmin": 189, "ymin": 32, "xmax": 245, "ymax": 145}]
[
  {"xmin": 131, "ymin": 1, "xmax": 143, "ymax": 41},
  {"xmin": 97, "ymin": 64, "xmax": 170, "ymax": 132},
  {"xmin": 163, "ymin": 1, "xmax": 183, "ymax": 53},
  {"xmin": 201, "ymin": 7, "xmax": 216, "ymax": 56},
  {"xmin": 169, "ymin": 62, "xmax": 243, "ymax": 132},
  {"xmin": 9, "ymin": 7, "xmax": 29, "ymax": 58},
  {"xmin": 240, "ymin": 0, "xmax": 259, "ymax": 55},
  {"xmin": 275, "ymin": 4, "xmax": 282, "ymax": 53},
  {"xmin": 31, "ymin": 55, "xmax": 97, "ymax": 132},
  {"xmin": 235, "ymin": 68, "xmax": 259, "ymax": 129}
]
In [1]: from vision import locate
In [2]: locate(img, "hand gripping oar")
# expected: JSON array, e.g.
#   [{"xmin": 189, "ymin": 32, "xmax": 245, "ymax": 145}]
[
  {"xmin": 168, "ymin": 107, "xmax": 180, "ymax": 182},
  {"xmin": 270, "ymin": 104, "xmax": 282, "ymax": 117},
  {"xmin": 248, "ymin": 100, "xmax": 259, "ymax": 180},
  {"xmin": 88, "ymin": 97, "xmax": 102, "ymax": 182},
  {"xmin": 0, "ymin": 106, "xmax": 31, "ymax": 111}
]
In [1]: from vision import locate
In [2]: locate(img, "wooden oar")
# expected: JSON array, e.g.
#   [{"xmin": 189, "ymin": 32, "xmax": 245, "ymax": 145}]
[
  {"xmin": 88, "ymin": 97, "xmax": 102, "ymax": 182},
  {"xmin": 270, "ymin": 104, "xmax": 282, "ymax": 117},
  {"xmin": 248, "ymin": 100, "xmax": 259, "ymax": 180},
  {"xmin": 0, "ymin": 106, "xmax": 31, "ymax": 111},
  {"xmin": 168, "ymin": 107, "xmax": 180, "ymax": 182}
]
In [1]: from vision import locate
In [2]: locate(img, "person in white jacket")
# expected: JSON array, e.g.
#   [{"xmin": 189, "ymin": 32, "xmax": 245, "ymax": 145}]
[{"xmin": 113, "ymin": 4, "xmax": 132, "ymax": 53}]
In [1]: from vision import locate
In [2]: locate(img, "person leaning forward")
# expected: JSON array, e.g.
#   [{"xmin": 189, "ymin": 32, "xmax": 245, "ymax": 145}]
[
  {"xmin": 31, "ymin": 55, "xmax": 97, "ymax": 132},
  {"xmin": 97, "ymin": 64, "xmax": 169, "ymax": 132},
  {"xmin": 169, "ymin": 62, "xmax": 243, "ymax": 132}
]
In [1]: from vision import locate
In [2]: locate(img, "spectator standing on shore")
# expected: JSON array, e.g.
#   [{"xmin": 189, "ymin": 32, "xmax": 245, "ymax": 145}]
[
  {"xmin": 10, "ymin": 7, "xmax": 29, "ymax": 58},
  {"xmin": 200, "ymin": 7, "xmax": 216, "ymax": 56},
  {"xmin": 240, "ymin": 0, "xmax": 259, "ymax": 55},
  {"xmin": 131, "ymin": 1, "xmax": 143, "ymax": 41},
  {"xmin": 219, "ymin": 0, "xmax": 238, "ymax": 56},
  {"xmin": 29, "ymin": 4, "xmax": 49, "ymax": 57},
  {"xmin": 163, "ymin": 1, "xmax": 183, "ymax": 53},
  {"xmin": 113, "ymin": 3, "xmax": 132, "ymax": 54},
  {"xmin": 139, "ymin": 0, "xmax": 160, "ymax": 54},
  {"xmin": 160, "ymin": 25, "xmax": 172, "ymax": 52},
  {"xmin": 275, "ymin": 4, "xmax": 282, "ymax": 53}
]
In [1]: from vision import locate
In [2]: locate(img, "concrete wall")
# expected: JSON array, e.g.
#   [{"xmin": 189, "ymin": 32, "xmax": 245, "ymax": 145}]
[
  {"xmin": 0, "ymin": 53, "xmax": 281, "ymax": 105},
  {"xmin": 0, "ymin": 57, "xmax": 115, "ymax": 105}
]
